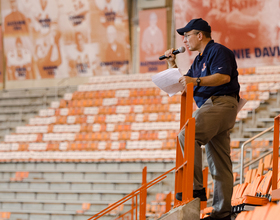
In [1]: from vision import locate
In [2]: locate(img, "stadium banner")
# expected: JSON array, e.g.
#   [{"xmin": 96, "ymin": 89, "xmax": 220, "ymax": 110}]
[
  {"xmin": 139, "ymin": 8, "xmax": 167, "ymax": 73},
  {"xmin": 0, "ymin": 26, "xmax": 3, "ymax": 83},
  {"xmin": 174, "ymin": 0, "xmax": 280, "ymax": 71},
  {"xmin": 1, "ymin": 0, "xmax": 130, "ymax": 81}
]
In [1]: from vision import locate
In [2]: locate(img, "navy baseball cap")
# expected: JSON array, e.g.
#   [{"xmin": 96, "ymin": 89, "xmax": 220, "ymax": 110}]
[{"xmin": 177, "ymin": 18, "xmax": 211, "ymax": 35}]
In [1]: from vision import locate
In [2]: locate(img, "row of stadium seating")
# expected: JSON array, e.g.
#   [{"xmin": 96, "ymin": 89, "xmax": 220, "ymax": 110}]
[
  {"xmin": 201, "ymin": 154, "xmax": 280, "ymax": 219},
  {"xmin": 0, "ymin": 161, "xmax": 174, "ymax": 220},
  {"xmin": 0, "ymin": 71, "xmax": 276, "ymax": 168}
]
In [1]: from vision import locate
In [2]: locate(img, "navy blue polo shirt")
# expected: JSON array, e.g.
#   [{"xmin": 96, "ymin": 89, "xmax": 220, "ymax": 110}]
[{"xmin": 185, "ymin": 40, "xmax": 240, "ymax": 108}]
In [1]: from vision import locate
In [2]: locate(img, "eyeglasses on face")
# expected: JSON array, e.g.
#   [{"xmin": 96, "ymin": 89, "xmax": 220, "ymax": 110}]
[{"xmin": 183, "ymin": 32, "xmax": 200, "ymax": 39}]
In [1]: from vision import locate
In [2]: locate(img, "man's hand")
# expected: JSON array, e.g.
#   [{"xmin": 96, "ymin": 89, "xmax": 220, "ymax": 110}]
[
  {"xmin": 179, "ymin": 75, "xmax": 195, "ymax": 87},
  {"xmin": 164, "ymin": 48, "xmax": 176, "ymax": 67}
]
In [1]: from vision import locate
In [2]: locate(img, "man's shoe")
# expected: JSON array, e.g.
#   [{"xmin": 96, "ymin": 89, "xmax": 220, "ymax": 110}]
[
  {"xmin": 176, "ymin": 188, "xmax": 207, "ymax": 201},
  {"xmin": 175, "ymin": 192, "xmax": 182, "ymax": 201},
  {"xmin": 193, "ymin": 188, "xmax": 207, "ymax": 201},
  {"xmin": 201, "ymin": 217, "xmax": 213, "ymax": 220},
  {"xmin": 201, "ymin": 214, "xmax": 231, "ymax": 220}
]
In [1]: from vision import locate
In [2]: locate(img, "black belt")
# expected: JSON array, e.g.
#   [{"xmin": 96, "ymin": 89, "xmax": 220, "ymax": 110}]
[
  {"xmin": 216, "ymin": 93, "xmax": 237, "ymax": 99},
  {"xmin": 226, "ymin": 93, "xmax": 237, "ymax": 99}
]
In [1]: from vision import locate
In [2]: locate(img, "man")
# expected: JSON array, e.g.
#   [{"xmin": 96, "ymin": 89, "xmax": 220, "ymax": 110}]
[
  {"xmin": 102, "ymin": 25, "xmax": 128, "ymax": 74},
  {"xmin": 70, "ymin": 0, "xmax": 89, "ymax": 26},
  {"xmin": 7, "ymin": 37, "xmax": 33, "ymax": 80},
  {"xmin": 31, "ymin": 0, "xmax": 58, "ymax": 36},
  {"xmin": 4, "ymin": 0, "xmax": 29, "ymax": 36},
  {"xmin": 67, "ymin": 31, "xmax": 100, "ymax": 77},
  {"xmin": 95, "ymin": 0, "xmax": 125, "ymax": 24},
  {"xmin": 141, "ymin": 12, "xmax": 164, "ymax": 61},
  {"xmin": 35, "ymin": 29, "xmax": 62, "ymax": 78},
  {"xmin": 164, "ymin": 18, "xmax": 240, "ymax": 220}
]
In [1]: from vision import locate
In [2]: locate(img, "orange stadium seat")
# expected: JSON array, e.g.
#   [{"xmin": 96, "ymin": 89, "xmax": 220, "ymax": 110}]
[
  {"xmin": 80, "ymin": 124, "xmax": 88, "ymax": 133},
  {"xmin": 0, "ymin": 212, "xmax": 11, "ymax": 219},
  {"xmin": 235, "ymin": 211, "xmax": 249, "ymax": 220},
  {"xmin": 57, "ymin": 116, "xmax": 67, "ymax": 124},
  {"xmin": 249, "ymin": 205, "xmax": 271, "ymax": 220},
  {"xmin": 246, "ymin": 84, "xmax": 258, "ymax": 92},
  {"xmin": 84, "ymin": 91, "xmax": 94, "ymax": 99},
  {"xmin": 125, "ymin": 114, "xmax": 135, "ymax": 123},
  {"xmin": 232, "ymin": 183, "xmax": 248, "ymax": 206},
  {"xmin": 88, "ymin": 143, "xmax": 97, "ymax": 151},
  {"xmin": 76, "ymin": 202, "xmax": 91, "ymax": 214},
  {"xmin": 98, "ymin": 106, "xmax": 107, "ymax": 115},
  {"xmin": 130, "ymin": 89, "xmax": 138, "ymax": 97},
  {"xmin": 231, "ymin": 140, "xmax": 240, "ymax": 148},
  {"xmin": 263, "ymin": 154, "xmax": 272, "ymax": 171},
  {"xmin": 256, "ymin": 161, "xmax": 264, "ymax": 177},
  {"xmin": 10, "ymin": 171, "xmax": 29, "ymax": 181},
  {"xmin": 143, "ymin": 105, "xmax": 152, "ymax": 113},
  {"xmin": 85, "ymin": 99, "xmax": 94, "ymax": 107},
  {"xmin": 244, "ymin": 169, "xmax": 253, "ymax": 184},
  {"xmin": 59, "ymin": 99, "xmax": 67, "ymax": 108},
  {"xmin": 169, "ymin": 95, "xmax": 181, "ymax": 104},
  {"xmin": 233, "ymin": 170, "xmax": 272, "ymax": 213},
  {"xmin": 78, "ymin": 92, "xmax": 86, "ymax": 100},
  {"xmin": 95, "ymin": 115, "xmax": 106, "ymax": 123},
  {"xmin": 264, "ymin": 203, "xmax": 280, "ymax": 220},
  {"xmin": 256, "ymin": 171, "xmax": 272, "ymax": 196},
  {"xmin": 105, "ymin": 90, "xmax": 115, "ymax": 98},
  {"xmin": 75, "ymin": 133, "xmax": 85, "ymax": 142}
]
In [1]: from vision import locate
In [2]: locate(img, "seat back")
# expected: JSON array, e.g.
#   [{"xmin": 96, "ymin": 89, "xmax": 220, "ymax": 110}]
[
  {"xmin": 256, "ymin": 171, "xmax": 272, "ymax": 196},
  {"xmin": 248, "ymin": 175, "xmax": 264, "ymax": 196}
]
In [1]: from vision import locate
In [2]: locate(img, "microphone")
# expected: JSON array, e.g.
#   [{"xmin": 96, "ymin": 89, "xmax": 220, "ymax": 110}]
[{"xmin": 158, "ymin": 47, "xmax": 186, "ymax": 60}]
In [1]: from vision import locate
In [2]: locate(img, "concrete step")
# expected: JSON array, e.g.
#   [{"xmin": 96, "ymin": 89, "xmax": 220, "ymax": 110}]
[
  {"xmin": 270, "ymin": 107, "xmax": 280, "ymax": 113},
  {"xmin": 0, "ymin": 198, "xmax": 131, "ymax": 213},
  {"xmin": 158, "ymin": 198, "xmax": 200, "ymax": 220},
  {"xmin": 257, "ymin": 118, "xmax": 274, "ymax": 123},
  {"xmin": 0, "ymin": 209, "xmax": 112, "ymax": 220},
  {"xmin": 1, "ymin": 170, "xmax": 174, "ymax": 183},
  {"xmin": 0, "ymin": 161, "xmax": 175, "ymax": 172},
  {"xmin": 0, "ymin": 181, "xmax": 141, "ymax": 191}
]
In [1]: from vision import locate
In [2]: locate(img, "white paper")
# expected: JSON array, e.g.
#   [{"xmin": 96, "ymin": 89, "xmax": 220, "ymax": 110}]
[
  {"xmin": 151, "ymin": 68, "xmax": 184, "ymax": 97},
  {"xmin": 237, "ymin": 98, "xmax": 247, "ymax": 113}
]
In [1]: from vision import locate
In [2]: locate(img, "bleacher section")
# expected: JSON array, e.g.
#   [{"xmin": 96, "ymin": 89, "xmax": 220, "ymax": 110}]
[
  {"xmin": 0, "ymin": 74, "xmax": 182, "ymax": 162},
  {"xmin": 0, "ymin": 162, "xmax": 174, "ymax": 220},
  {"xmin": 0, "ymin": 69, "xmax": 279, "ymax": 219},
  {"xmin": 0, "ymin": 74, "xmax": 179, "ymax": 220},
  {"xmin": 0, "ymin": 86, "xmax": 77, "ymax": 143},
  {"xmin": 237, "ymin": 66, "xmax": 280, "ymax": 121}
]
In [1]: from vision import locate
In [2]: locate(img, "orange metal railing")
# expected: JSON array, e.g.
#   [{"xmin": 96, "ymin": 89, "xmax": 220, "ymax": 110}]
[
  {"xmin": 88, "ymin": 166, "xmax": 175, "ymax": 220},
  {"xmin": 272, "ymin": 115, "xmax": 279, "ymax": 191},
  {"xmin": 88, "ymin": 83, "xmax": 196, "ymax": 219},
  {"xmin": 174, "ymin": 82, "xmax": 195, "ymax": 206}
]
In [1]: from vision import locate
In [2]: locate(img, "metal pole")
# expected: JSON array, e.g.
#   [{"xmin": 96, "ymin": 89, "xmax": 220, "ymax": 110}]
[
  {"xmin": 140, "ymin": 166, "xmax": 147, "ymax": 220},
  {"xmin": 240, "ymin": 125, "xmax": 274, "ymax": 184},
  {"xmin": 272, "ymin": 116, "xmax": 279, "ymax": 190}
]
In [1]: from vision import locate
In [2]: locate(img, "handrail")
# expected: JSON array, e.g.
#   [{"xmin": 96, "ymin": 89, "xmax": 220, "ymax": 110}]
[
  {"xmin": 88, "ymin": 166, "xmax": 175, "ymax": 220},
  {"xmin": 272, "ymin": 115, "xmax": 280, "ymax": 190},
  {"xmin": 239, "ymin": 125, "xmax": 274, "ymax": 184},
  {"xmin": 140, "ymin": 166, "xmax": 147, "ymax": 219},
  {"xmin": 242, "ymin": 149, "xmax": 273, "ymax": 168},
  {"xmin": 174, "ymin": 83, "xmax": 195, "ymax": 206},
  {"xmin": 239, "ymin": 114, "xmax": 280, "ymax": 185},
  {"xmin": 233, "ymin": 148, "xmax": 272, "ymax": 172},
  {"xmin": 114, "ymin": 205, "xmax": 137, "ymax": 220}
]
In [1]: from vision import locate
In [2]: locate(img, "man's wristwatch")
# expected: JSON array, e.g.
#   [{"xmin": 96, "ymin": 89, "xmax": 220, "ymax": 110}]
[{"xmin": 196, "ymin": 77, "xmax": 201, "ymax": 87}]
